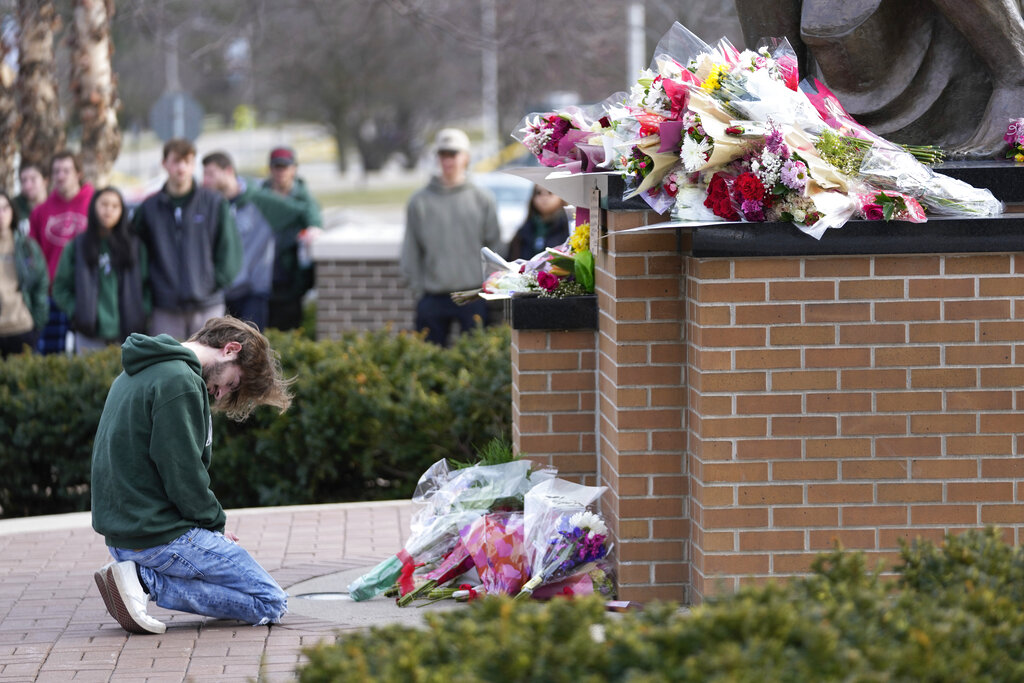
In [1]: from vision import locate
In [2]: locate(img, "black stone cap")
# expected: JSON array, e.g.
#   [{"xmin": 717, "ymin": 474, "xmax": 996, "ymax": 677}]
[
  {"xmin": 690, "ymin": 212, "xmax": 1024, "ymax": 257},
  {"xmin": 508, "ymin": 295, "xmax": 598, "ymax": 331}
]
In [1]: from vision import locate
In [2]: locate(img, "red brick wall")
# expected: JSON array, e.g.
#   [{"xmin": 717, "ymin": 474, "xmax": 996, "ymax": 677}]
[
  {"xmin": 594, "ymin": 210, "xmax": 690, "ymax": 602},
  {"xmin": 509, "ymin": 210, "xmax": 1024, "ymax": 605},
  {"xmin": 687, "ymin": 253, "xmax": 1024, "ymax": 601},
  {"xmin": 511, "ymin": 329, "xmax": 598, "ymax": 483}
]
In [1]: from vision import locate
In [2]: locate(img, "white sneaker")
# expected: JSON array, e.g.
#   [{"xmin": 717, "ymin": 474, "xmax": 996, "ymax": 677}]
[
  {"xmin": 94, "ymin": 561, "xmax": 116, "ymax": 618},
  {"xmin": 105, "ymin": 561, "xmax": 166, "ymax": 635}
]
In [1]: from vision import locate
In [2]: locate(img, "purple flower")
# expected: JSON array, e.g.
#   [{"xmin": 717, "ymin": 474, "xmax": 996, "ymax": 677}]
[
  {"xmin": 741, "ymin": 199, "xmax": 765, "ymax": 221},
  {"xmin": 765, "ymin": 127, "xmax": 786, "ymax": 155},
  {"xmin": 780, "ymin": 159, "xmax": 807, "ymax": 191}
]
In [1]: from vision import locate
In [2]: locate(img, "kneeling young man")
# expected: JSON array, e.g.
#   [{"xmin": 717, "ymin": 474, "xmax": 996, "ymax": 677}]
[{"xmin": 91, "ymin": 316, "xmax": 293, "ymax": 633}]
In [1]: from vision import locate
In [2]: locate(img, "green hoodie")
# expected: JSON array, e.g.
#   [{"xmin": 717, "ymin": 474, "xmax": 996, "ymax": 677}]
[{"xmin": 91, "ymin": 333, "xmax": 226, "ymax": 549}]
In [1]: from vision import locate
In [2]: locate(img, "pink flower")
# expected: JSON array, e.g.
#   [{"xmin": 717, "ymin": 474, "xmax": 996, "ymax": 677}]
[
  {"xmin": 862, "ymin": 203, "xmax": 884, "ymax": 221},
  {"xmin": 537, "ymin": 271, "xmax": 561, "ymax": 292}
]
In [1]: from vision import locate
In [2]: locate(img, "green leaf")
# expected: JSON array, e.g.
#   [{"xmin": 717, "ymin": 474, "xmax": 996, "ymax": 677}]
[{"xmin": 574, "ymin": 250, "xmax": 595, "ymax": 293}]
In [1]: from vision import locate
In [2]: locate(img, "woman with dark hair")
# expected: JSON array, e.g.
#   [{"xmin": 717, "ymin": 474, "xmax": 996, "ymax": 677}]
[
  {"xmin": 0, "ymin": 191, "xmax": 48, "ymax": 358},
  {"xmin": 505, "ymin": 186, "xmax": 571, "ymax": 262},
  {"xmin": 53, "ymin": 187, "xmax": 149, "ymax": 353}
]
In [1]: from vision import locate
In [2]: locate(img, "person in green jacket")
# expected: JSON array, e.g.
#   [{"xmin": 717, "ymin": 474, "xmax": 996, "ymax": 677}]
[
  {"xmin": 0, "ymin": 192, "xmax": 48, "ymax": 358},
  {"xmin": 53, "ymin": 187, "xmax": 151, "ymax": 354},
  {"xmin": 91, "ymin": 315, "xmax": 293, "ymax": 634},
  {"xmin": 262, "ymin": 146, "xmax": 322, "ymax": 330}
]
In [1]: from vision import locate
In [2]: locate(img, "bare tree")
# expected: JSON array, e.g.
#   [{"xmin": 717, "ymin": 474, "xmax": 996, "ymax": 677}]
[
  {"xmin": 17, "ymin": 0, "xmax": 65, "ymax": 169},
  {"xmin": 0, "ymin": 30, "xmax": 17, "ymax": 191},
  {"xmin": 68, "ymin": 0, "xmax": 120, "ymax": 186}
]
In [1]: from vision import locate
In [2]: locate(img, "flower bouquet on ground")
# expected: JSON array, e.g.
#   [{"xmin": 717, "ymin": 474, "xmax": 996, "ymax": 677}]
[
  {"xmin": 515, "ymin": 478, "xmax": 613, "ymax": 600},
  {"xmin": 531, "ymin": 562, "xmax": 616, "ymax": 600},
  {"xmin": 395, "ymin": 537, "xmax": 475, "ymax": 606},
  {"xmin": 460, "ymin": 511, "xmax": 529, "ymax": 596},
  {"xmin": 347, "ymin": 458, "xmax": 555, "ymax": 601}
]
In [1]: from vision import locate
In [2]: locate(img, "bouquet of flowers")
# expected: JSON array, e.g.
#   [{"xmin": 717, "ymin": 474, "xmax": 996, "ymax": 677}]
[
  {"xmin": 473, "ymin": 221, "xmax": 594, "ymax": 300},
  {"xmin": 460, "ymin": 511, "xmax": 530, "ymax": 595},
  {"xmin": 347, "ymin": 458, "xmax": 555, "ymax": 601},
  {"xmin": 395, "ymin": 540, "xmax": 478, "ymax": 606},
  {"xmin": 511, "ymin": 21, "xmax": 1002, "ymax": 240},
  {"xmin": 514, "ymin": 478, "xmax": 613, "ymax": 600}
]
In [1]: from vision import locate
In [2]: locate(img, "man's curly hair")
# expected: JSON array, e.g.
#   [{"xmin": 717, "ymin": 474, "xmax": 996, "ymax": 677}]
[{"xmin": 188, "ymin": 316, "xmax": 293, "ymax": 421}]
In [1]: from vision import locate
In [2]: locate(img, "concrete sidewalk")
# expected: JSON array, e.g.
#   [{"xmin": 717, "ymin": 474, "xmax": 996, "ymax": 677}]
[{"xmin": 0, "ymin": 501, "xmax": 467, "ymax": 682}]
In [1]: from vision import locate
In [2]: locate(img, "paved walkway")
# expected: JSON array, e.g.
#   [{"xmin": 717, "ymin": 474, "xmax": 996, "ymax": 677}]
[{"xmin": 0, "ymin": 500, "xmax": 446, "ymax": 682}]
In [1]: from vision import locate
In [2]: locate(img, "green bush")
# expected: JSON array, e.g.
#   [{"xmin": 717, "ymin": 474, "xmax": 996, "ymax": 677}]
[
  {"xmin": 298, "ymin": 528, "xmax": 1024, "ymax": 682},
  {"xmin": 0, "ymin": 325, "xmax": 511, "ymax": 517}
]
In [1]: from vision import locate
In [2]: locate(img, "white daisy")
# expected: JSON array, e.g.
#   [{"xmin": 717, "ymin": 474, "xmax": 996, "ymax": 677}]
[
  {"xmin": 680, "ymin": 135, "xmax": 712, "ymax": 172},
  {"xmin": 569, "ymin": 510, "xmax": 608, "ymax": 536}
]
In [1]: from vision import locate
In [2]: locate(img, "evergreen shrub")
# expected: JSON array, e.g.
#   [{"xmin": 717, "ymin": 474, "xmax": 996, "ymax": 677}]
[
  {"xmin": 298, "ymin": 528, "xmax": 1024, "ymax": 682},
  {"xmin": 0, "ymin": 325, "xmax": 511, "ymax": 517}
]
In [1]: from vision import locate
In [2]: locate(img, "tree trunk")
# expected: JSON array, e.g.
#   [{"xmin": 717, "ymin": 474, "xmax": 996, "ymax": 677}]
[
  {"xmin": 17, "ymin": 0, "xmax": 65, "ymax": 171},
  {"xmin": 0, "ymin": 41, "xmax": 18, "ymax": 192},
  {"xmin": 69, "ymin": 0, "xmax": 120, "ymax": 187}
]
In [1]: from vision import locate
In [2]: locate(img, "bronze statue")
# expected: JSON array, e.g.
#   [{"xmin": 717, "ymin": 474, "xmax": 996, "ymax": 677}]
[{"xmin": 735, "ymin": 0, "xmax": 1024, "ymax": 157}]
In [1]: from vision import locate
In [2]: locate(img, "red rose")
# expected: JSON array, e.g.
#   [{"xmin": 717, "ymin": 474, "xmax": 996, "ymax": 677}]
[
  {"xmin": 863, "ymin": 203, "xmax": 884, "ymax": 221},
  {"xmin": 536, "ymin": 271, "xmax": 561, "ymax": 292},
  {"xmin": 735, "ymin": 172, "xmax": 765, "ymax": 201},
  {"xmin": 704, "ymin": 173, "xmax": 739, "ymax": 221}
]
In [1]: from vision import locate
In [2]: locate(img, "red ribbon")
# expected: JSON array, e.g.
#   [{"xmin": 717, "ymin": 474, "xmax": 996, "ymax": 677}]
[
  {"xmin": 459, "ymin": 583, "xmax": 479, "ymax": 602},
  {"xmin": 396, "ymin": 550, "xmax": 419, "ymax": 595}
]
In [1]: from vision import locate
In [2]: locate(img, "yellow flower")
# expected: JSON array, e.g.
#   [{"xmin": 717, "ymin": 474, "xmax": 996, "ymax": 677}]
[
  {"xmin": 701, "ymin": 63, "xmax": 728, "ymax": 93},
  {"xmin": 570, "ymin": 222, "xmax": 591, "ymax": 253},
  {"xmin": 1015, "ymin": 152, "xmax": 1024, "ymax": 163}
]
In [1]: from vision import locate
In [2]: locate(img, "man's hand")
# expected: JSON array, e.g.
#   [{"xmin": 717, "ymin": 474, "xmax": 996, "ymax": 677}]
[{"xmin": 225, "ymin": 531, "xmax": 240, "ymax": 542}]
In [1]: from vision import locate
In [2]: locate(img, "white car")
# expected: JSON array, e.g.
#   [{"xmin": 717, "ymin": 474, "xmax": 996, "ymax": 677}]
[{"xmin": 474, "ymin": 172, "xmax": 535, "ymax": 245}]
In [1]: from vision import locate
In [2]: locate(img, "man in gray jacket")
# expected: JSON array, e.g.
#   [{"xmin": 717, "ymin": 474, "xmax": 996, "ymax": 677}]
[{"xmin": 400, "ymin": 128, "xmax": 502, "ymax": 346}]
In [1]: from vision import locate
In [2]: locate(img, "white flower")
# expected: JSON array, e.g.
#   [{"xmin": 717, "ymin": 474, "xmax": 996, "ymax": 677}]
[
  {"xmin": 569, "ymin": 510, "xmax": 608, "ymax": 536},
  {"xmin": 680, "ymin": 135, "xmax": 712, "ymax": 172}
]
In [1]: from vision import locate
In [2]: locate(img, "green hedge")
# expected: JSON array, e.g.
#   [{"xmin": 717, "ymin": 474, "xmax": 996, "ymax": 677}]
[
  {"xmin": 298, "ymin": 528, "xmax": 1024, "ymax": 682},
  {"xmin": 0, "ymin": 325, "xmax": 511, "ymax": 518}
]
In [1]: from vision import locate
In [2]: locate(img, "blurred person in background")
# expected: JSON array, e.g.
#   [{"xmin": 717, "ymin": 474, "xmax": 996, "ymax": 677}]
[
  {"xmin": 0, "ymin": 192, "xmax": 48, "ymax": 358},
  {"xmin": 133, "ymin": 138, "xmax": 241, "ymax": 339},
  {"xmin": 505, "ymin": 185, "xmax": 570, "ymax": 262},
  {"xmin": 203, "ymin": 151, "xmax": 313, "ymax": 331},
  {"xmin": 262, "ymin": 146, "xmax": 321, "ymax": 331},
  {"xmin": 13, "ymin": 162, "xmax": 49, "ymax": 237},
  {"xmin": 401, "ymin": 127, "xmax": 502, "ymax": 346},
  {"xmin": 29, "ymin": 150, "xmax": 94, "ymax": 355},
  {"xmin": 52, "ymin": 187, "xmax": 149, "ymax": 354}
]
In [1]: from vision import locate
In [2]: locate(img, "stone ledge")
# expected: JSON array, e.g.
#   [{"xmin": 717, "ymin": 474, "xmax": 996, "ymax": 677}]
[
  {"xmin": 508, "ymin": 295, "xmax": 598, "ymax": 331},
  {"xmin": 690, "ymin": 212, "xmax": 1024, "ymax": 257}
]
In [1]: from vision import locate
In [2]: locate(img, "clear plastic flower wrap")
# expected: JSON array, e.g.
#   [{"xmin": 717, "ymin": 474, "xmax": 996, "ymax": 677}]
[
  {"xmin": 347, "ymin": 459, "xmax": 555, "ymax": 601},
  {"xmin": 460, "ymin": 511, "xmax": 529, "ymax": 596},
  {"xmin": 515, "ymin": 478, "xmax": 613, "ymax": 600},
  {"xmin": 512, "ymin": 94, "xmax": 622, "ymax": 172},
  {"xmin": 859, "ymin": 145, "xmax": 1003, "ymax": 217}
]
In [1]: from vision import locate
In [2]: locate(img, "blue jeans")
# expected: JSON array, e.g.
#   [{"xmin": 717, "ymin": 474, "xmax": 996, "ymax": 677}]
[
  {"xmin": 109, "ymin": 528, "xmax": 287, "ymax": 625},
  {"xmin": 415, "ymin": 294, "xmax": 488, "ymax": 346}
]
